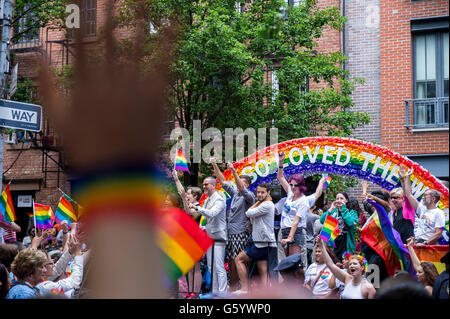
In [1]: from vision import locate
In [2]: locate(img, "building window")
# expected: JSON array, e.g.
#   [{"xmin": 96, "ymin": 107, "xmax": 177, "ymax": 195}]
[
  {"xmin": 82, "ymin": 0, "xmax": 97, "ymax": 37},
  {"xmin": 68, "ymin": 0, "xmax": 97, "ymax": 38},
  {"xmin": 411, "ymin": 30, "xmax": 449, "ymax": 127},
  {"xmin": 12, "ymin": 5, "xmax": 40, "ymax": 44}
]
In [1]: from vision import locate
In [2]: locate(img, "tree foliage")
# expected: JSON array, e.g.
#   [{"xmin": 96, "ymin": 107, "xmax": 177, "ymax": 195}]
[
  {"xmin": 11, "ymin": 0, "xmax": 68, "ymax": 43},
  {"xmin": 121, "ymin": 0, "xmax": 372, "ymax": 185}
]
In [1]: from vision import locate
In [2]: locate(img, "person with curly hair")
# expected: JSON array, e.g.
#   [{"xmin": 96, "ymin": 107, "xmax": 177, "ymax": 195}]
[
  {"xmin": 406, "ymin": 237, "xmax": 439, "ymax": 295},
  {"xmin": 6, "ymin": 248, "xmax": 48, "ymax": 299}
]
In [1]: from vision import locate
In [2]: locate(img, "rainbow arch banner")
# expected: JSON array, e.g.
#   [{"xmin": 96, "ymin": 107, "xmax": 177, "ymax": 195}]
[{"xmin": 199, "ymin": 137, "xmax": 449, "ymax": 209}]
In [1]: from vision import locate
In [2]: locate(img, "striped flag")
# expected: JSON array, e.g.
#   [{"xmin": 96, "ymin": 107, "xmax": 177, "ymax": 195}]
[
  {"xmin": 413, "ymin": 245, "xmax": 448, "ymax": 274},
  {"xmin": 323, "ymin": 174, "xmax": 332, "ymax": 189},
  {"xmin": 34, "ymin": 203, "xmax": 55, "ymax": 229},
  {"xmin": 174, "ymin": 149, "xmax": 190, "ymax": 174},
  {"xmin": 320, "ymin": 214, "xmax": 341, "ymax": 247},
  {"xmin": 0, "ymin": 184, "xmax": 16, "ymax": 225},
  {"xmin": 361, "ymin": 199, "xmax": 414, "ymax": 277},
  {"xmin": 55, "ymin": 195, "xmax": 78, "ymax": 226},
  {"xmin": 156, "ymin": 207, "xmax": 213, "ymax": 282}
]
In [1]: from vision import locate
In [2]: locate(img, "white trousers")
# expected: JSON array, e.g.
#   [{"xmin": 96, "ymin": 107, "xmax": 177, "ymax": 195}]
[{"xmin": 206, "ymin": 241, "xmax": 227, "ymax": 293}]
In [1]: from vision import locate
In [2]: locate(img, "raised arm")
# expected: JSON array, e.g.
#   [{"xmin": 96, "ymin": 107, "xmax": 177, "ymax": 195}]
[
  {"xmin": 228, "ymin": 162, "xmax": 245, "ymax": 192},
  {"xmin": 406, "ymin": 237, "xmax": 422, "ymax": 273},
  {"xmin": 0, "ymin": 221, "xmax": 21, "ymax": 233},
  {"xmin": 320, "ymin": 239, "xmax": 349, "ymax": 284},
  {"xmin": 31, "ymin": 229, "xmax": 51, "ymax": 249},
  {"xmin": 211, "ymin": 157, "xmax": 226, "ymax": 187},
  {"xmin": 399, "ymin": 166, "xmax": 419, "ymax": 210},
  {"xmin": 172, "ymin": 169, "xmax": 186, "ymax": 199},
  {"xmin": 277, "ymin": 151, "xmax": 290, "ymax": 193},
  {"xmin": 366, "ymin": 194, "xmax": 391, "ymax": 214},
  {"xmin": 312, "ymin": 176, "xmax": 327, "ymax": 201}
]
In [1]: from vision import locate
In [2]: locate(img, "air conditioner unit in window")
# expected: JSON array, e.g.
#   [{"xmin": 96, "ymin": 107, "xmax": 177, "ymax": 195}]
[{"xmin": 5, "ymin": 132, "xmax": 16, "ymax": 144}]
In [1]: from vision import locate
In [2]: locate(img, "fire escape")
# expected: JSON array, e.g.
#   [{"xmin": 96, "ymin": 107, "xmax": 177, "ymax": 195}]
[
  {"xmin": 10, "ymin": 1, "xmax": 99, "ymax": 188},
  {"xmin": 11, "ymin": 28, "xmax": 73, "ymax": 188}
]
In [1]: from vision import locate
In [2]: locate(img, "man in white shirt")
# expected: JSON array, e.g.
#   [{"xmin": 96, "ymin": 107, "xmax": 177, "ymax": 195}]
[
  {"xmin": 189, "ymin": 176, "xmax": 227, "ymax": 293},
  {"xmin": 234, "ymin": 183, "xmax": 276, "ymax": 294},
  {"xmin": 399, "ymin": 166, "xmax": 445, "ymax": 245}
]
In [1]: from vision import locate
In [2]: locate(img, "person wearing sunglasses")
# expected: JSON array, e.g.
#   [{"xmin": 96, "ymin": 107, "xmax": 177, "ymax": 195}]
[
  {"xmin": 388, "ymin": 188, "xmax": 414, "ymax": 244},
  {"xmin": 277, "ymin": 152, "xmax": 326, "ymax": 263}
]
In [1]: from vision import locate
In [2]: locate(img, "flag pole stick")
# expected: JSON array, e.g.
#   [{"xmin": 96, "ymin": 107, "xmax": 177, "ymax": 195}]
[
  {"xmin": 57, "ymin": 187, "xmax": 83, "ymax": 209},
  {"xmin": 32, "ymin": 199, "xmax": 37, "ymax": 234}
]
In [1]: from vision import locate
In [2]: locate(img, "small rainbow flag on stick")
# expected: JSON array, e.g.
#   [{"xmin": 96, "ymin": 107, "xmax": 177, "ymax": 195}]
[
  {"xmin": 0, "ymin": 184, "xmax": 16, "ymax": 225},
  {"xmin": 174, "ymin": 149, "xmax": 190, "ymax": 174},
  {"xmin": 157, "ymin": 207, "xmax": 213, "ymax": 282},
  {"xmin": 323, "ymin": 174, "xmax": 332, "ymax": 189},
  {"xmin": 34, "ymin": 202, "xmax": 54, "ymax": 229},
  {"xmin": 55, "ymin": 195, "xmax": 78, "ymax": 226},
  {"xmin": 320, "ymin": 214, "xmax": 341, "ymax": 247}
]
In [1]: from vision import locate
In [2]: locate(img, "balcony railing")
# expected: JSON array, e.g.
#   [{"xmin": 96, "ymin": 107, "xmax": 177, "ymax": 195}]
[
  {"xmin": 11, "ymin": 38, "xmax": 42, "ymax": 52},
  {"xmin": 405, "ymin": 97, "xmax": 449, "ymax": 130}
]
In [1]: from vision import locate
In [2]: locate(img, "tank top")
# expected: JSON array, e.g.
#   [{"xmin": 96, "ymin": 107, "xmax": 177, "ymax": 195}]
[{"xmin": 341, "ymin": 280, "xmax": 364, "ymax": 299}]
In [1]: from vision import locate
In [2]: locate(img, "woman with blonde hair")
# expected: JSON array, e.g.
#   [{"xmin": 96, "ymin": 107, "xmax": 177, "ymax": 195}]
[
  {"xmin": 389, "ymin": 188, "xmax": 414, "ymax": 244},
  {"xmin": 6, "ymin": 248, "xmax": 48, "ymax": 299}
]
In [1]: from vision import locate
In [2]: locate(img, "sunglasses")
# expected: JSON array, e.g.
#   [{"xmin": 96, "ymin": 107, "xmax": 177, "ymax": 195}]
[
  {"xmin": 390, "ymin": 196, "xmax": 401, "ymax": 199},
  {"xmin": 289, "ymin": 183, "xmax": 299, "ymax": 187}
]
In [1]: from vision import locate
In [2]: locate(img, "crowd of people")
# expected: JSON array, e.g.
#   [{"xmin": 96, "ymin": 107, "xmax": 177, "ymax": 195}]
[
  {"xmin": 1, "ymin": 153, "xmax": 448, "ymax": 299},
  {"xmin": 0, "ymin": 220, "xmax": 89, "ymax": 299},
  {"xmin": 164, "ymin": 152, "xmax": 449, "ymax": 299}
]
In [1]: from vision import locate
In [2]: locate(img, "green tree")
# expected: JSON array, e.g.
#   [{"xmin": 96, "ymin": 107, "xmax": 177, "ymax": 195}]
[
  {"xmin": 120, "ymin": 0, "xmax": 371, "ymax": 185},
  {"xmin": 11, "ymin": 0, "xmax": 68, "ymax": 43}
]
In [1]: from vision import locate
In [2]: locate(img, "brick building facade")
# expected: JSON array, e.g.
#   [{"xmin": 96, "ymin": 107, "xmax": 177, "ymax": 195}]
[
  {"xmin": 1, "ymin": 0, "xmax": 106, "ymax": 240},
  {"xmin": 379, "ymin": 0, "xmax": 448, "ymax": 179}
]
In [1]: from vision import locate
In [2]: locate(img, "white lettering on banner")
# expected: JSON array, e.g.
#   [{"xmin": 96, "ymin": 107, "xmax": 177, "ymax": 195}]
[
  {"xmin": 305, "ymin": 145, "xmax": 320, "ymax": 163},
  {"xmin": 289, "ymin": 147, "xmax": 303, "ymax": 165},
  {"xmin": 336, "ymin": 147, "xmax": 351, "ymax": 166},
  {"xmin": 360, "ymin": 151, "xmax": 377, "ymax": 172},
  {"xmin": 371, "ymin": 157, "xmax": 392, "ymax": 179},
  {"xmin": 410, "ymin": 178, "xmax": 429, "ymax": 198},
  {"xmin": 322, "ymin": 145, "xmax": 335, "ymax": 165},
  {"xmin": 254, "ymin": 160, "xmax": 270, "ymax": 177},
  {"xmin": 230, "ymin": 145, "xmax": 430, "ymax": 199},
  {"xmin": 385, "ymin": 164, "xmax": 400, "ymax": 186},
  {"xmin": 242, "ymin": 165, "xmax": 257, "ymax": 183}
]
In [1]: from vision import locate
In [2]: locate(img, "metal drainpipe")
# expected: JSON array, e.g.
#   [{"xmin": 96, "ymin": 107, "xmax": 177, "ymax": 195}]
[{"xmin": 341, "ymin": 0, "xmax": 346, "ymax": 71}]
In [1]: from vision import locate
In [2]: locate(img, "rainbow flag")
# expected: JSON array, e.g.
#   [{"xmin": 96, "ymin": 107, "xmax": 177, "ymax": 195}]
[
  {"xmin": 156, "ymin": 207, "xmax": 213, "ymax": 282},
  {"xmin": 55, "ymin": 195, "xmax": 77, "ymax": 226},
  {"xmin": 361, "ymin": 199, "xmax": 414, "ymax": 277},
  {"xmin": 0, "ymin": 184, "xmax": 16, "ymax": 225},
  {"xmin": 413, "ymin": 245, "xmax": 448, "ymax": 274},
  {"xmin": 34, "ymin": 203, "xmax": 54, "ymax": 229},
  {"xmin": 320, "ymin": 214, "xmax": 341, "ymax": 247},
  {"xmin": 174, "ymin": 150, "xmax": 190, "ymax": 173},
  {"xmin": 323, "ymin": 174, "xmax": 332, "ymax": 189}
]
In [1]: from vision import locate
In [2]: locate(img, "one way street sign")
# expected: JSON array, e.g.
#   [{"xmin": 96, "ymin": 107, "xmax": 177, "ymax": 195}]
[{"xmin": 0, "ymin": 99, "xmax": 42, "ymax": 132}]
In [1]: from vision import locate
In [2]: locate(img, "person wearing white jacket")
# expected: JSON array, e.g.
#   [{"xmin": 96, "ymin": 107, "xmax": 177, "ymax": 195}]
[{"xmin": 36, "ymin": 234, "xmax": 86, "ymax": 298}]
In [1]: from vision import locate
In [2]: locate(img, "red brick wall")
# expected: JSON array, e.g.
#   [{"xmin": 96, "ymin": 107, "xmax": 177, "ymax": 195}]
[
  {"xmin": 380, "ymin": 0, "xmax": 449, "ymax": 155},
  {"xmin": 4, "ymin": 0, "xmax": 114, "ymax": 209}
]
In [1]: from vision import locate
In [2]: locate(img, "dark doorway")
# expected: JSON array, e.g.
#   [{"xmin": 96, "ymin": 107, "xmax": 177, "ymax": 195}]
[{"xmin": 11, "ymin": 190, "xmax": 36, "ymax": 242}]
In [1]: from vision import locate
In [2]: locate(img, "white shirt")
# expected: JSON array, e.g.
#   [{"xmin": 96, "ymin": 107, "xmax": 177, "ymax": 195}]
[
  {"xmin": 280, "ymin": 191, "xmax": 315, "ymax": 230},
  {"xmin": 0, "ymin": 227, "xmax": 4, "ymax": 244},
  {"xmin": 414, "ymin": 203, "xmax": 446, "ymax": 242},
  {"xmin": 305, "ymin": 263, "xmax": 332, "ymax": 296}
]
